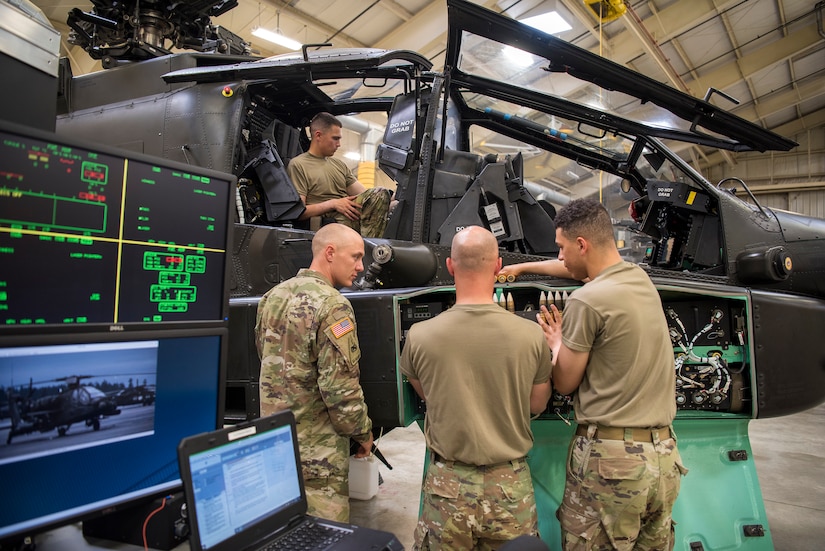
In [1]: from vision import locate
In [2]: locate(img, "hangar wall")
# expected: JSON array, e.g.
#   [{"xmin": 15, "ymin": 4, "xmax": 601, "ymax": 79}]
[
  {"xmin": 756, "ymin": 190, "xmax": 825, "ymax": 219},
  {"xmin": 702, "ymin": 128, "xmax": 825, "ymax": 218}
]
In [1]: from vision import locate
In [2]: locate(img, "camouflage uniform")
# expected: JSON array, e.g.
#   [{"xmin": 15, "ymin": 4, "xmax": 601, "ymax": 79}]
[
  {"xmin": 255, "ymin": 269, "xmax": 372, "ymax": 522},
  {"xmin": 558, "ymin": 425, "xmax": 686, "ymax": 551},
  {"xmin": 414, "ymin": 455, "xmax": 538, "ymax": 551},
  {"xmin": 348, "ymin": 186, "xmax": 392, "ymax": 238},
  {"xmin": 287, "ymin": 151, "xmax": 393, "ymax": 237},
  {"xmin": 557, "ymin": 261, "xmax": 686, "ymax": 550},
  {"xmin": 399, "ymin": 303, "xmax": 552, "ymax": 550}
]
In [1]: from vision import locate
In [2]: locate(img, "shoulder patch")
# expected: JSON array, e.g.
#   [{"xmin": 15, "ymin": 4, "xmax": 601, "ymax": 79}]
[{"xmin": 330, "ymin": 317, "xmax": 355, "ymax": 339}]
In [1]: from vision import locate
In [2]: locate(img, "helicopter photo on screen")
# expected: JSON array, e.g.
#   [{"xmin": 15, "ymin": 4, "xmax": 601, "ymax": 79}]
[{"xmin": 0, "ymin": 341, "xmax": 158, "ymax": 463}]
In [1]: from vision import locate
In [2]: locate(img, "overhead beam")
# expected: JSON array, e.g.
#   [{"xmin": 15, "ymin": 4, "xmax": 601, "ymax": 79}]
[
  {"xmin": 621, "ymin": 4, "xmax": 691, "ymax": 93},
  {"xmin": 261, "ymin": 1, "xmax": 366, "ymax": 48},
  {"xmin": 692, "ymin": 23, "xmax": 821, "ymax": 95},
  {"xmin": 731, "ymin": 77, "xmax": 825, "ymax": 123},
  {"xmin": 748, "ymin": 180, "xmax": 825, "ymax": 195},
  {"xmin": 608, "ymin": 0, "xmax": 743, "ymax": 62},
  {"xmin": 771, "ymin": 106, "xmax": 825, "ymax": 138},
  {"xmin": 378, "ymin": 0, "xmax": 414, "ymax": 21},
  {"xmin": 374, "ymin": 0, "xmax": 447, "ymax": 54}
]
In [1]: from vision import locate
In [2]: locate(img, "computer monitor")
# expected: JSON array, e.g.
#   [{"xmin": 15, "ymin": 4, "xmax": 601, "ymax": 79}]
[
  {"xmin": 0, "ymin": 121, "xmax": 234, "ymax": 543},
  {"xmin": 0, "ymin": 329, "xmax": 227, "ymax": 543},
  {"xmin": 0, "ymin": 120, "xmax": 236, "ymax": 334}
]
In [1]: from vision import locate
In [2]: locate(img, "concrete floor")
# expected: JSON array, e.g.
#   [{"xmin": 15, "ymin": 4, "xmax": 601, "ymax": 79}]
[
  {"xmin": 350, "ymin": 425, "xmax": 425, "ymax": 550},
  {"xmin": 749, "ymin": 403, "xmax": 825, "ymax": 550},
  {"xmin": 28, "ymin": 404, "xmax": 825, "ymax": 550},
  {"xmin": 351, "ymin": 402, "xmax": 825, "ymax": 550}
]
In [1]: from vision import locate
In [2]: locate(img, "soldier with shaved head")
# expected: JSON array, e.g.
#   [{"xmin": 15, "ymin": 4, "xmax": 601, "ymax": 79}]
[
  {"xmin": 400, "ymin": 225, "xmax": 554, "ymax": 550},
  {"xmin": 255, "ymin": 223, "xmax": 373, "ymax": 522}
]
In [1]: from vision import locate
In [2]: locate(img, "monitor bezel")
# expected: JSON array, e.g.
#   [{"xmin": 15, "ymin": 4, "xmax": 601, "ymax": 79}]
[
  {"xmin": 0, "ymin": 119, "xmax": 237, "ymax": 335},
  {"xmin": 0, "ymin": 326, "xmax": 228, "ymax": 544}
]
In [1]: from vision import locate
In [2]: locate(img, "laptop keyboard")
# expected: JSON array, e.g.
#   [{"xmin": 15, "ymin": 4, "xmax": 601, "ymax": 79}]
[{"xmin": 262, "ymin": 520, "xmax": 348, "ymax": 551}]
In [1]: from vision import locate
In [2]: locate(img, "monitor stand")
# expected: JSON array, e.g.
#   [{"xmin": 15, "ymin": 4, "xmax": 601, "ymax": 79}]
[{"xmin": 82, "ymin": 493, "xmax": 188, "ymax": 550}]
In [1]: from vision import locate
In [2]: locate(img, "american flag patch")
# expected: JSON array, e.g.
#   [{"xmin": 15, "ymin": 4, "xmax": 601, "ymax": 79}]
[{"xmin": 331, "ymin": 317, "xmax": 354, "ymax": 339}]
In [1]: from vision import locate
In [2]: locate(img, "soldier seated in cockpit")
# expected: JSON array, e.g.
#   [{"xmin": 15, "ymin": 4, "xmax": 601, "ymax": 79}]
[{"xmin": 287, "ymin": 112, "xmax": 394, "ymax": 237}]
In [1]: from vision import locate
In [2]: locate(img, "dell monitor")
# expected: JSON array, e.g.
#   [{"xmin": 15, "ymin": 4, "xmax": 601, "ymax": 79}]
[
  {"xmin": 0, "ymin": 120, "xmax": 235, "ymax": 334},
  {"xmin": 0, "ymin": 120, "xmax": 235, "ymax": 544}
]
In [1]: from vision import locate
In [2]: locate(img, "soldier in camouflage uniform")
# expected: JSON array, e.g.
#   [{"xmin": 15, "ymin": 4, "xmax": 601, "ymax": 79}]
[
  {"xmin": 400, "ymin": 226, "xmax": 554, "ymax": 550},
  {"xmin": 287, "ymin": 111, "xmax": 394, "ymax": 238},
  {"xmin": 255, "ymin": 223, "xmax": 374, "ymax": 523},
  {"xmin": 537, "ymin": 199, "xmax": 687, "ymax": 550}
]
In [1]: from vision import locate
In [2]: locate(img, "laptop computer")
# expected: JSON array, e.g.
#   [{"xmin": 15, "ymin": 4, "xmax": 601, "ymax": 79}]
[{"xmin": 177, "ymin": 410, "xmax": 403, "ymax": 551}]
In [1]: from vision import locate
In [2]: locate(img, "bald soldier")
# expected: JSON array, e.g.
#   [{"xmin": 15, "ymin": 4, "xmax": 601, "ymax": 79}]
[
  {"xmin": 400, "ymin": 226, "xmax": 553, "ymax": 550},
  {"xmin": 255, "ymin": 223, "xmax": 373, "ymax": 522}
]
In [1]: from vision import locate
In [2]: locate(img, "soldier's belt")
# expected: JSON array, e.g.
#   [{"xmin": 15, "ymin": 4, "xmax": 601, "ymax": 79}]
[
  {"xmin": 431, "ymin": 451, "xmax": 527, "ymax": 470},
  {"xmin": 575, "ymin": 424, "xmax": 672, "ymax": 443}
]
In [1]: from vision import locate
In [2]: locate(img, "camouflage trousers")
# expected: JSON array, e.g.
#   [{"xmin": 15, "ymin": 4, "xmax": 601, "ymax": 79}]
[
  {"xmin": 332, "ymin": 187, "xmax": 393, "ymax": 237},
  {"xmin": 558, "ymin": 425, "xmax": 687, "ymax": 551},
  {"xmin": 305, "ymin": 474, "xmax": 349, "ymax": 523},
  {"xmin": 413, "ymin": 454, "xmax": 539, "ymax": 551}
]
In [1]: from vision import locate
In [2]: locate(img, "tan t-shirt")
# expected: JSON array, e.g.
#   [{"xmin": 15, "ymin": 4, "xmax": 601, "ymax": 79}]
[
  {"xmin": 287, "ymin": 152, "xmax": 356, "ymax": 205},
  {"xmin": 562, "ymin": 261, "xmax": 675, "ymax": 428},
  {"xmin": 399, "ymin": 303, "xmax": 552, "ymax": 465}
]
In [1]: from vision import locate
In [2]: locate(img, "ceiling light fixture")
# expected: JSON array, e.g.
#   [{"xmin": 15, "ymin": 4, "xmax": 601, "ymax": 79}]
[
  {"xmin": 252, "ymin": 27, "xmax": 302, "ymax": 50},
  {"xmin": 502, "ymin": 45, "xmax": 535, "ymax": 67},
  {"xmin": 521, "ymin": 11, "xmax": 572, "ymax": 34},
  {"xmin": 252, "ymin": 9, "xmax": 301, "ymax": 51}
]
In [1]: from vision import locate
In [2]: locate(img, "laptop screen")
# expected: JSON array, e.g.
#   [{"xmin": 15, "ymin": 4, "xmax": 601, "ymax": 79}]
[{"xmin": 187, "ymin": 423, "xmax": 303, "ymax": 549}]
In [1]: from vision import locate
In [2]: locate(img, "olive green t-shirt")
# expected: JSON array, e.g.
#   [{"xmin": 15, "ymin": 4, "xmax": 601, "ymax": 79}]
[
  {"xmin": 287, "ymin": 152, "xmax": 356, "ymax": 205},
  {"xmin": 399, "ymin": 303, "xmax": 552, "ymax": 465},
  {"xmin": 562, "ymin": 261, "xmax": 676, "ymax": 427}
]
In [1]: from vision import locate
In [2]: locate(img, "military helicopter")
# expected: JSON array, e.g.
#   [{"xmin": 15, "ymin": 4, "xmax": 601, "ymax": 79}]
[
  {"xmin": 53, "ymin": 0, "xmax": 825, "ymax": 416},
  {"xmin": 110, "ymin": 384, "xmax": 156, "ymax": 407},
  {"xmin": 22, "ymin": 0, "xmax": 825, "ymax": 546},
  {"xmin": 2, "ymin": 375, "xmax": 121, "ymax": 444}
]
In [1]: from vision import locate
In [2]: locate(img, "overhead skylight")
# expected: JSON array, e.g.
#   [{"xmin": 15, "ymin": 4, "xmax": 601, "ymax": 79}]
[
  {"xmin": 521, "ymin": 11, "xmax": 572, "ymax": 35},
  {"xmin": 503, "ymin": 45, "xmax": 535, "ymax": 67}
]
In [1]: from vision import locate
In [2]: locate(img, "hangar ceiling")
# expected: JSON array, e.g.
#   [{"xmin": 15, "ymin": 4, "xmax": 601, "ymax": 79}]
[{"xmin": 31, "ymin": 0, "xmax": 825, "ymax": 189}]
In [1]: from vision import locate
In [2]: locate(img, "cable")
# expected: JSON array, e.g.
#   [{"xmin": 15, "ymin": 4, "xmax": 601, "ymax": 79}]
[{"xmin": 142, "ymin": 495, "xmax": 169, "ymax": 551}]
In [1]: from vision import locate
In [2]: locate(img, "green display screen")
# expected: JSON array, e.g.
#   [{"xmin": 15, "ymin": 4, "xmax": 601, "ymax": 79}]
[{"xmin": 0, "ymin": 125, "xmax": 234, "ymax": 329}]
